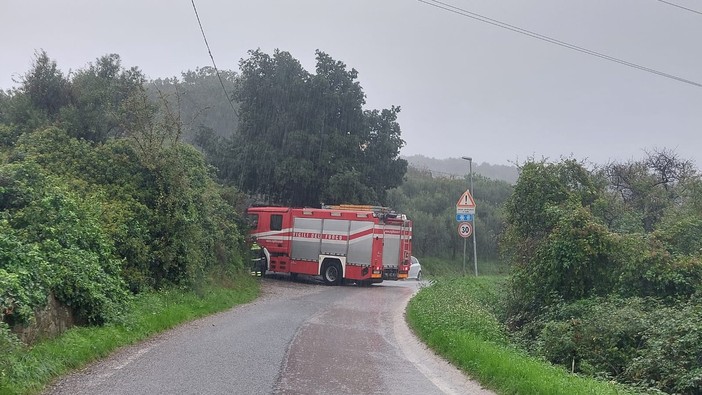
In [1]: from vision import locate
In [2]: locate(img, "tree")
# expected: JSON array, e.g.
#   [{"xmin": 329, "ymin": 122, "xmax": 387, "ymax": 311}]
[
  {"xmin": 149, "ymin": 66, "xmax": 239, "ymax": 145},
  {"xmin": 501, "ymin": 159, "xmax": 617, "ymax": 319},
  {"xmin": 600, "ymin": 148, "xmax": 695, "ymax": 232},
  {"xmin": 214, "ymin": 49, "xmax": 406, "ymax": 207},
  {"xmin": 61, "ymin": 54, "xmax": 146, "ymax": 142},
  {"xmin": 503, "ymin": 158, "xmax": 600, "ymax": 244},
  {"xmin": 20, "ymin": 50, "xmax": 71, "ymax": 121},
  {"xmin": 355, "ymin": 107, "xmax": 408, "ymax": 203}
]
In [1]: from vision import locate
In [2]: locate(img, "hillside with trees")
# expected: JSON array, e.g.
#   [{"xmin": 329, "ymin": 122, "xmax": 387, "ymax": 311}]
[
  {"xmin": 403, "ymin": 154, "xmax": 519, "ymax": 184},
  {"xmin": 387, "ymin": 166, "xmax": 513, "ymax": 266}
]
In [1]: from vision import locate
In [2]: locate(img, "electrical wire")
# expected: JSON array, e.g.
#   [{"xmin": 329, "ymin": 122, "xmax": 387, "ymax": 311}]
[
  {"xmin": 657, "ymin": 0, "xmax": 702, "ymax": 15},
  {"xmin": 418, "ymin": 0, "xmax": 702, "ymax": 88},
  {"xmin": 190, "ymin": 0, "xmax": 238, "ymax": 115}
]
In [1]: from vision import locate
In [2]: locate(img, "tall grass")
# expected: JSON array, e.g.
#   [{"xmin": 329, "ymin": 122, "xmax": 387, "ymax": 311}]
[
  {"xmin": 406, "ymin": 277, "xmax": 633, "ymax": 394},
  {"xmin": 0, "ymin": 274, "xmax": 259, "ymax": 395}
]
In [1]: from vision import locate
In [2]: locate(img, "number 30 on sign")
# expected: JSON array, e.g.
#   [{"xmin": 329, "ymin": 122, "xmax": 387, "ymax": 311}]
[{"xmin": 458, "ymin": 222, "xmax": 473, "ymax": 238}]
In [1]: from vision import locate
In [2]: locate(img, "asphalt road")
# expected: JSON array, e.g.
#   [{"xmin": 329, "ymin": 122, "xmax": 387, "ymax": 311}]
[{"xmin": 44, "ymin": 276, "xmax": 493, "ymax": 395}]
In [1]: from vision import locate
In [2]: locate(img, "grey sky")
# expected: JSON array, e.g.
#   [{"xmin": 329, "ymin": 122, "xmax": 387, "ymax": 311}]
[{"xmin": 2, "ymin": 0, "xmax": 700, "ymax": 166}]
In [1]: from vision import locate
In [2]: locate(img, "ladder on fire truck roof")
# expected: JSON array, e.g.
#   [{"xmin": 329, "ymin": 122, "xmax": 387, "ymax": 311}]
[
  {"xmin": 322, "ymin": 204, "xmax": 389, "ymax": 213},
  {"xmin": 321, "ymin": 204, "xmax": 406, "ymax": 220}
]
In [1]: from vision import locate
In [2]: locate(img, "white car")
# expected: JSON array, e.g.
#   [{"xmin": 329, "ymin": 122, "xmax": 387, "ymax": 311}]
[{"xmin": 408, "ymin": 256, "xmax": 422, "ymax": 281}]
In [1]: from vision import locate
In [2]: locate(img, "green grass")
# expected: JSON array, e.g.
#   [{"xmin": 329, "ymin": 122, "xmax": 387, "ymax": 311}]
[
  {"xmin": 0, "ymin": 273, "xmax": 259, "ymax": 395},
  {"xmin": 406, "ymin": 276, "xmax": 633, "ymax": 394}
]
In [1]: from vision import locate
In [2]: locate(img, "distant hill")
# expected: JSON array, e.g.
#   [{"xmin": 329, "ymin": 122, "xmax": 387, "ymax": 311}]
[{"xmin": 402, "ymin": 154, "xmax": 519, "ymax": 184}]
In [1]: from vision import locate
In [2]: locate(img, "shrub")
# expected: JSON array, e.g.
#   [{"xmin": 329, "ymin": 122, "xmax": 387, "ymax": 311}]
[
  {"xmin": 506, "ymin": 202, "xmax": 625, "ymax": 325},
  {"xmin": 617, "ymin": 234, "xmax": 702, "ymax": 300},
  {"xmin": 531, "ymin": 297, "xmax": 650, "ymax": 378},
  {"xmin": 623, "ymin": 299, "xmax": 702, "ymax": 393},
  {"xmin": 656, "ymin": 216, "xmax": 702, "ymax": 257},
  {"xmin": 11, "ymin": 128, "xmax": 245, "ymax": 291},
  {"xmin": 0, "ymin": 161, "xmax": 129, "ymax": 325},
  {"xmin": 0, "ymin": 232, "xmax": 50, "ymax": 325}
]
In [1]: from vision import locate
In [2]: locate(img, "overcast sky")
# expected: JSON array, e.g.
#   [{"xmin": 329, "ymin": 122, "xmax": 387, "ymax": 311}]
[{"xmin": 2, "ymin": 0, "xmax": 700, "ymax": 166}]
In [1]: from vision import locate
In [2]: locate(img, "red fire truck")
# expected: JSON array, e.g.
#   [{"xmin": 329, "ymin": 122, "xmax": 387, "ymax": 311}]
[{"xmin": 246, "ymin": 205, "xmax": 412, "ymax": 285}]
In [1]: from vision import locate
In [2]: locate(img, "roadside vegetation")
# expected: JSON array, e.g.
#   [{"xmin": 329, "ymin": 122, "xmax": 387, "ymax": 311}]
[
  {"xmin": 408, "ymin": 154, "xmax": 702, "ymax": 394},
  {"xmin": 0, "ymin": 49, "xmax": 409, "ymax": 394},
  {"xmin": 407, "ymin": 276, "xmax": 631, "ymax": 394}
]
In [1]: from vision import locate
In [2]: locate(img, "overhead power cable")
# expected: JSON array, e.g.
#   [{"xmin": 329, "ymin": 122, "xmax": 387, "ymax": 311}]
[
  {"xmin": 656, "ymin": 0, "xmax": 702, "ymax": 16},
  {"xmin": 190, "ymin": 0, "xmax": 238, "ymax": 115},
  {"xmin": 418, "ymin": 0, "xmax": 702, "ymax": 88}
]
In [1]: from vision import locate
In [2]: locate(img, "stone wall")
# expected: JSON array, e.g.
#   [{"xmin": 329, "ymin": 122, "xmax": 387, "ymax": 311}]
[{"xmin": 13, "ymin": 293, "xmax": 75, "ymax": 345}]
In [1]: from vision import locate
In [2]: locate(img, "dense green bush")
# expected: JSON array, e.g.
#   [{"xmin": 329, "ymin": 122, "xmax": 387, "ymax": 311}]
[
  {"xmin": 525, "ymin": 296, "xmax": 702, "ymax": 394},
  {"xmin": 656, "ymin": 216, "xmax": 702, "ymax": 256},
  {"xmin": 502, "ymin": 157, "xmax": 702, "ymax": 394},
  {"xmin": 0, "ymin": 222, "xmax": 51, "ymax": 325},
  {"xmin": 0, "ymin": 161, "xmax": 129, "ymax": 325},
  {"xmin": 10, "ymin": 127, "xmax": 246, "ymax": 291},
  {"xmin": 511, "ymin": 203, "xmax": 621, "ymax": 311},
  {"xmin": 2, "ymin": 125, "xmax": 245, "ymax": 330},
  {"xmin": 623, "ymin": 299, "xmax": 702, "ymax": 393},
  {"xmin": 527, "ymin": 297, "xmax": 650, "ymax": 377},
  {"xmin": 1, "ymin": 51, "xmax": 248, "ymax": 338},
  {"xmin": 617, "ymin": 235, "xmax": 702, "ymax": 300}
]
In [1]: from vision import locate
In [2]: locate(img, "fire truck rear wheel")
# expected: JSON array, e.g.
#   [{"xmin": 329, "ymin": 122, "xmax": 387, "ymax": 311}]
[{"xmin": 322, "ymin": 262, "xmax": 342, "ymax": 286}]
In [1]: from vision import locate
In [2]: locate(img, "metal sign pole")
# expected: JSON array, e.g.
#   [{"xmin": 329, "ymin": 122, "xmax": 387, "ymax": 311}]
[
  {"xmin": 462, "ymin": 237, "xmax": 467, "ymax": 276},
  {"xmin": 472, "ymin": 223, "xmax": 478, "ymax": 276},
  {"xmin": 458, "ymin": 156, "xmax": 477, "ymax": 277},
  {"xmin": 470, "ymin": 160, "xmax": 478, "ymax": 277}
]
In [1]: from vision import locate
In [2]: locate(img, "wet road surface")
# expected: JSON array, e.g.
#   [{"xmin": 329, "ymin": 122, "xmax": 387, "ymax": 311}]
[{"xmin": 44, "ymin": 276, "xmax": 493, "ymax": 395}]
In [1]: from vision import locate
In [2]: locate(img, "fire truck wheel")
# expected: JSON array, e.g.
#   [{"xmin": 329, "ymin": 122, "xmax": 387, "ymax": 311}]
[{"xmin": 322, "ymin": 261, "xmax": 342, "ymax": 286}]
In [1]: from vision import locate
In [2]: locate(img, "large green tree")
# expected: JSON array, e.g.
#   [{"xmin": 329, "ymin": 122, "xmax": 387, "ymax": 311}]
[{"xmin": 209, "ymin": 49, "xmax": 406, "ymax": 207}]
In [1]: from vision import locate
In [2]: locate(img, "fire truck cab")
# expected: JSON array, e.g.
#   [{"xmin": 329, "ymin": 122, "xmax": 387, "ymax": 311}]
[{"xmin": 246, "ymin": 205, "xmax": 412, "ymax": 285}]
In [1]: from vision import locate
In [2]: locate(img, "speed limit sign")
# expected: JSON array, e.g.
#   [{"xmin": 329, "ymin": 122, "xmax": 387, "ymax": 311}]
[{"xmin": 458, "ymin": 222, "xmax": 473, "ymax": 238}]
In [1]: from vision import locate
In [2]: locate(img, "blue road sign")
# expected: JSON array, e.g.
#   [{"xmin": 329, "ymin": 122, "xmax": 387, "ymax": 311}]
[{"xmin": 456, "ymin": 214, "xmax": 474, "ymax": 222}]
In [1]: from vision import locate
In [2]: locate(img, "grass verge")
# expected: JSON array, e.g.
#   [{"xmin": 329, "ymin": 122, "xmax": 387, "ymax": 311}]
[
  {"xmin": 406, "ymin": 276, "xmax": 633, "ymax": 394},
  {"xmin": 0, "ymin": 273, "xmax": 259, "ymax": 395}
]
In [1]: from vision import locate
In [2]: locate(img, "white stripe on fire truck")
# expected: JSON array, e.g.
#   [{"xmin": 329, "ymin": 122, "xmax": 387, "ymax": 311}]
[{"xmin": 254, "ymin": 227, "xmax": 377, "ymax": 241}]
